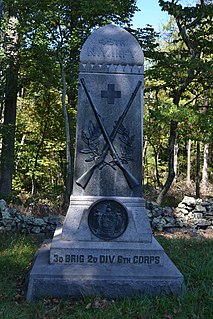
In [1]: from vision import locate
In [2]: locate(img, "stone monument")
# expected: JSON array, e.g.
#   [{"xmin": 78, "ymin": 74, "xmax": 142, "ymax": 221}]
[{"xmin": 27, "ymin": 24, "xmax": 185, "ymax": 300}]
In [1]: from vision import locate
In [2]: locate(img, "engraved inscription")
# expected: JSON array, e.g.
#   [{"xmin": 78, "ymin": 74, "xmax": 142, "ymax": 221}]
[
  {"xmin": 52, "ymin": 253, "xmax": 161, "ymax": 265},
  {"xmin": 87, "ymin": 38, "xmax": 134, "ymax": 59},
  {"xmin": 99, "ymin": 39, "xmax": 126, "ymax": 46}
]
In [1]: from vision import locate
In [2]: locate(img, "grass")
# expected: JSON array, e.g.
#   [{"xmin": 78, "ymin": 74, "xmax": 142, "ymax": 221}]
[{"xmin": 0, "ymin": 232, "xmax": 212, "ymax": 319}]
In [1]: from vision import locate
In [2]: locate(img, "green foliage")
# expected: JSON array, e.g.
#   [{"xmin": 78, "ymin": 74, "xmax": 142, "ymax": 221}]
[
  {"xmin": 141, "ymin": 0, "xmax": 213, "ymax": 189},
  {"xmin": 13, "ymin": 90, "xmax": 69, "ymax": 194}
]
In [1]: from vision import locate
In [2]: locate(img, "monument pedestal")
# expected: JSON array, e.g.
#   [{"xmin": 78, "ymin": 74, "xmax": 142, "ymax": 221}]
[
  {"xmin": 27, "ymin": 234, "xmax": 185, "ymax": 300},
  {"xmin": 27, "ymin": 196, "xmax": 185, "ymax": 300}
]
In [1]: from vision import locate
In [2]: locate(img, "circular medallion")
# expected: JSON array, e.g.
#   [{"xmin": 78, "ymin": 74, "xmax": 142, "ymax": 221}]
[{"xmin": 88, "ymin": 199, "xmax": 128, "ymax": 240}]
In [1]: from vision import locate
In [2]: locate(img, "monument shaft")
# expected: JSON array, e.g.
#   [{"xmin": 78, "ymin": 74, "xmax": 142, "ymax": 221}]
[{"xmin": 73, "ymin": 71, "xmax": 143, "ymax": 197}]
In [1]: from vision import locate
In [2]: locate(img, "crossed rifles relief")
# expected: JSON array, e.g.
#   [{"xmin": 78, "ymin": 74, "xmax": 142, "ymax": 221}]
[{"xmin": 76, "ymin": 78, "xmax": 142, "ymax": 190}]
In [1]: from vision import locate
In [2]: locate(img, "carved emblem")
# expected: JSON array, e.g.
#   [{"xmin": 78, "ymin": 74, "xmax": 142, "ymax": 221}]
[
  {"xmin": 81, "ymin": 121, "xmax": 134, "ymax": 166},
  {"xmin": 101, "ymin": 84, "xmax": 121, "ymax": 104},
  {"xmin": 88, "ymin": 199, "xmax": 128, "ymax": 240},
  {"xmin": 117, "ymin": 123, "xmax": 135, "ymax": 164},
  {"xmin": 80, "ymin": 121, "xmax": 102, "ymax": 162}
]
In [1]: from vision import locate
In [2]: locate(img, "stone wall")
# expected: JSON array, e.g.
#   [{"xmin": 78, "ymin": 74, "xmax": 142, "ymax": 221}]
[
  {"xmin": 0, "ymin": 199, "xmax": 63, "ymax": 235},
  {"xmin": 147, "ymin": 196, "xmax": 213, "ymax": 231},
  {"xmin": 0, "ymin": 196, "xmax": 212, "ymax": 235}
]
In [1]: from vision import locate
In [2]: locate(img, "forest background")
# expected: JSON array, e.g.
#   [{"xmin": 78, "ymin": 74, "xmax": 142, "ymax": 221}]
[{"xmin": 0, "ymin": 0, "xmax": 212, "ymax": 212}]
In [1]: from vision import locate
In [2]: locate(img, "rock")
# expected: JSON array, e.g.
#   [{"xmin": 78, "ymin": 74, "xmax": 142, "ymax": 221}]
[
  {"xmin": 0, "ymin": 199, "xmax": 7, "ymax": 210},
  {"xmin": 177, "ymin": 203, "xmax": 187, "ymax": 209},
  {"xmin": 195, "ymin": 219, "xmax": 211, "ymax": 228},
  {"xmin": 34, "ymin": 218, "xmax": 46, "ymax": 227},
  {"xmin": 176, "ymin": 221, "xmax": 184, "ymax": 227},
  {"xmin": 193, "ymin": 212, "xmax": 203, "ymax": 220},
  {"xmin": 146, "ymin": 209, "xmax": 152, "ymax": 219},
  {"xmin": 196, "ymin": 198, "xmax": 202, "ymax": 204},
  {"xmin": 205, "ymin": 214, "xmax": 213, "ymax": 221},
  {"xmin": 178, "ymin": 208, "xmax": 189, "ymax": 215},
  {"xmin": 206, "ymin": 206, "xmax": 213, "ymax": 213},
  {"xmin": 49, "ymin": 216, "xmax": 62, "ymax": 225},
  {"xmin": 31, "ymin": 226, "xmax": 41, "ymax": 234},
  {"xmin": 5, "ymin": 226, "xmax": 12, "ymax": 231},
  {"xmin": 201, "ymin": 201, "xmax": 211, "ymax": 207},
  {"xmin": 152, "ymin": 217, "xmax": 167, "ymax": 231},
  {"xmin": 182, "ymin": 196, "xmax": 196, "ymax": 207},
  {"xmin": 164, "ymin": 207, "xmax": 174, "ymax": 215},
  {"xmin": 156, "ymin": 224, "xmax": 164, "ymax": 231},
  {"xmin": 46, "ymin": 225, "xmax": 56, "ymax": 232},
  {"xmin": 195, "ymin": 205, "xmax": 206, "ymax": 213},
  {"xmin": 174, "ymin": 211, "xmax": 183, "ymax": 217},
  {"xmin": 2, "ymin": 209, "xmax": 11, "ymax": 219},
  {"xmin": 163, "ymin": 224, "xmax": 177, "ymax": 229},
  {"xmin": 0, "ymin": 226, "xmax": 5, "ymax": 233},
  {"xmin": 188, "ymin": 212, "xmax": 193, "ymax": 219},
  {"xmin": 152, "ymin": 209, "xmax": 161, "ymax": 217},
  {"xmin": 164, "ymin": 216, "xmax": 175, "ymax": 224},
  {"xmin": 150, "ymin": 201, "xmax": 159, "ymax": 209}
]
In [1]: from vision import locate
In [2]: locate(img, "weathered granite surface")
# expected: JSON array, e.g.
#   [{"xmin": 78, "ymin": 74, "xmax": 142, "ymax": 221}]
[
  {"xmin": 80, "ymin": 24, "xmax": 144, "ymax": 66},
  {"xmin": 27, "ymin": 240, "xmax": 185, "ymax": 301}
]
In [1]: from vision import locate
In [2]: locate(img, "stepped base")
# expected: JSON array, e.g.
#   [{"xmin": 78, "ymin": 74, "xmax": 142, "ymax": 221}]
[
  {"xmin": 26, "ymin": 233, "xmax": 185, "ymax": 300},
  {"xmin": 27, "ymin": 196, "xmax": 185, "ymax": 300}
]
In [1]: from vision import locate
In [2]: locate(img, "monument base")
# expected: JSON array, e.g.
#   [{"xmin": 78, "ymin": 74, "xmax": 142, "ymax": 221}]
[{"xmin": 26, "ymin": 228, "xmax": 185, "ymax": 300}]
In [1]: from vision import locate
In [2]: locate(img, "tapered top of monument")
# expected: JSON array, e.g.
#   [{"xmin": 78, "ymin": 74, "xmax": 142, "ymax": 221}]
[{"xmin": 80, "ymin": 24, "xmax": 144, "ymax": 66}]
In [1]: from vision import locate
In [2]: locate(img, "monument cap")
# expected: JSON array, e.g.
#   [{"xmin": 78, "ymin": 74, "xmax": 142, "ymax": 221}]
[{"xmin": 80, "ymin": 24, "xmax": 144, "ymax": 66}]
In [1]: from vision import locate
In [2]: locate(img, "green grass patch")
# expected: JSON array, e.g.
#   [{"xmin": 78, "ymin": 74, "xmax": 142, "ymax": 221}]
[{"xmin": 0, "ymin": 233, "xmax": 212, "ymax": 319}]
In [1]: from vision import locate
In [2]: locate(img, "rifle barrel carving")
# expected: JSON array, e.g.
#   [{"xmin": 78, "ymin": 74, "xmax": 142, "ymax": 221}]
[{"xmin": 76, "ymin": 79, "xmax": 142, "ymax": 189}]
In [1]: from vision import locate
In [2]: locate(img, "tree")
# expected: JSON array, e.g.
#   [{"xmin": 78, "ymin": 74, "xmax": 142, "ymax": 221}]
[
  {"xmin": 0, "ymin": 1, "xmax": 19, "ymax": 198},
  {"xmin": 186, "ymin": 139, "xmax": 192, "ymax": 186},
  {"xmin": 145, "ymin": 0, "xmax": 213, "ymax": 204},
  {"xmin": 202, "ymin": 143, "xmax": 209, "ymax": 191}
]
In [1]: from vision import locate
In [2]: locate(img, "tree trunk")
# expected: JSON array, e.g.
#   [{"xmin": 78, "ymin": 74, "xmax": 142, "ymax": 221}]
[
  {"xmin": 142, "ymin": 140, "xmax": 148, "ymax": 189},
  {"xmin": 0, "ymin": 0, "xmax": 3, "ymax": 19},
  {"xmin": 0, "ymin": 0, "xmax": 4, "ymax": 119},
  {"xmin": 67, "ymin": 85, "xmax": 76, "ymax": 191},
  {"xmin": 196, "ymin": 141, "xmax": 201, "ymax": 198},
  {"xmin": 31, "ymin": 116, "xmax": 49, "ymax": 195},
  {"xmin": 149, "ymin": 140, "xmax": 161, "ymax": 188},
  {"xmin": 0, "ymin": 7, "xmax": 19, "ymax": 198},
  {"xmin": 173, "ymin": 143, "xmax": 178, "ymax": 183},
  {"xmin": 0, "ymin": 61, "xmax": 18, "ymax": 197},
  {"xmin": 186, "ymin": 139, "xmax": 191, "ymax": 186},
  {"xmin": 201, "ymin": 143, "xmax": 208, "ymax": 192},
  {"xmin": 156, "ymin": 120, "xmax": 178, "ymax": 205},
  {"xmin": 58, "ymin": 55, "xmax": 72, "ymax": 199},
  {"xmin": 15, "ymin": 134, "xmax": 26, "ymax": 171}
]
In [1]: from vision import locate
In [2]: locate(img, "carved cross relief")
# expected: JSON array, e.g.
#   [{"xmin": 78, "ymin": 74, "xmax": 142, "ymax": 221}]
[{"xmin": 101, "ymin": 84, "xmax": 121, "ymax": 104}]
